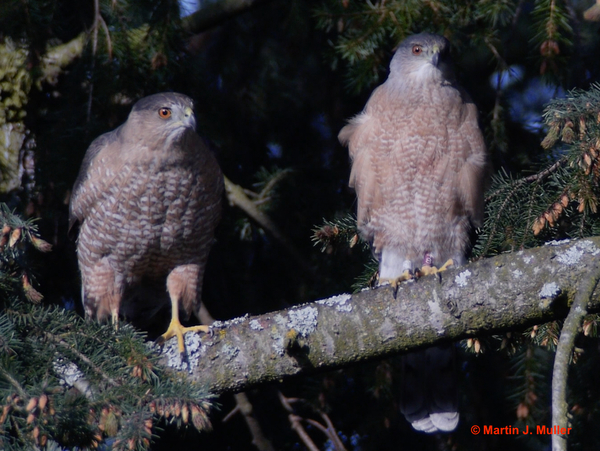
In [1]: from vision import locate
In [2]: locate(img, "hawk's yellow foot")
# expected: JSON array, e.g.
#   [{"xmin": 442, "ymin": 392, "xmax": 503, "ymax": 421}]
[
  {"xmin": 156, "ymin": 291, "xmax": 209, "ymax": 355},
  {"xmin": 419, "ymin": 258, "xmax": 454, "ymax": 277},
  {"xmin": 157, "ymin": 319, "xmax": 209, "ymax": 355},
  {"xmin": 379, "ymin": 270, "xmax": 414, "ymax": 297},
  {"xmin": 379, "ymin": 269, "xmax": 414, "ymax": 287}
]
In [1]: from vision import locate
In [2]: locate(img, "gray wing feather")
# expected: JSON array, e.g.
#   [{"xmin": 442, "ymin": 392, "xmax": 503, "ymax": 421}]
[{"xmin": 68, "ymin": 125, "xmax": 123, "ymax": 238}]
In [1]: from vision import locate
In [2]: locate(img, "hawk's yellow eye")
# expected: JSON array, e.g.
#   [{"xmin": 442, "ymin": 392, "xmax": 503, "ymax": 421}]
[
  {"xmin": 412, "ymin": 45, "xmax": 422, "ymax": 55},
  {"xmin": 158, "ymin": 108, "xmax": 171, "ymax": 119}
]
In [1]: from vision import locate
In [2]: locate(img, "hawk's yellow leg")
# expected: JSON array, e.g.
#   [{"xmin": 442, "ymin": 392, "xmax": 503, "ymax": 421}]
[
  {"xmin": 111, "ymin": 310, "xmax": 120, "ymax": 330},
  {"xmin": 158, "ymin": 294, "xmax": 209, "ymax": 355}
]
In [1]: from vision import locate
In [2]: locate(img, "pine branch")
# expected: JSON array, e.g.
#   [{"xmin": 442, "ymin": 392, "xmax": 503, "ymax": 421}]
[
  {"xmin": 231, "ymin": 393, "xmax": 276, "ymax": 451},
  {"xmin": 224, "ymin": 175, "xmax": 315, "ymax": 277},
  {"xmin": 507, "ymin": 340, "xmax": 553, "ymax": 430},
  {"xmin": 475, "ymin": 83, "xmax": 600, "ymax": 257},
  {"xmin": 551, "ymin": 262, "xmax": 600, "ymax": 451},
  {"xmin": 484, "ymin": 157, "xmax": 568, "ymax": 205},
  {"xmin": 159, "ymin": 237, "xmax": 600, "ymax": 399},
  {"xmin": 311, "ymin": 214, "xmax": 361, "ymax": 253},
  {"xmin": 41, "ymin": 331, "xmax": 120, "ymax": 388},
  {"xmin": 279, "ymin": 392, "xmax": 319, "ymax": 451},
  {"xmin": 0, "ymin": 366, "xmax": 27, "ymax": 399},
  {"xmin": 531, "ymin": 0, "xmax": 573, "ymax": 77},
  {"xmin": 0, "ymin": 204, "xmax": 52, "ymax": 304},
  {"xmin": 200, "ymin": 304, "xmax": 276, "ymax": 451},
  {"xmin": 1, "ymin": 303, "xmax": 213, "ymax": 449}
]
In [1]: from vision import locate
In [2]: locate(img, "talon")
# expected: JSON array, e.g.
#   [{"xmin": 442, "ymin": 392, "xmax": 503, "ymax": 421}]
[
  {"xmin": 419, "ymin": 265, "xmax": 437, "ymax": 276},
  {"xmin": 418, "ymin": 259, "xmax": 454, "ymax": 277},
  {"xmin": 158, "ymin": 318, "xmax": 209, "ymax": 355},
  {"xmin": 438, "ymin": 258, "xmax": 454, "ymax": 271},
  {"xmin": 379, "ymin": 270, "xmax": 414, "ymax": 298}
]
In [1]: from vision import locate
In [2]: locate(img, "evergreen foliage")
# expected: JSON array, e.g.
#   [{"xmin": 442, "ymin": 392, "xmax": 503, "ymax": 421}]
[
  {"xmin": 0, "ymin": 204, "xmax": 50, "ymax": 305},
  {"xmin": 0, "ymin": 205, "xmax": 212, "ymax": 450},
  {"xmin": 311, "ymin": 213, "xmax": 360, "ymax": 254},
  {"xmin": 472, "ymin": 83, "xmax": 600, "ymax": 257}
]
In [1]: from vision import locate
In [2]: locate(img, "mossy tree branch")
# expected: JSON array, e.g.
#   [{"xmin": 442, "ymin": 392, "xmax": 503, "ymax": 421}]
[
  {"xmin": 551, "ymin": 261, "xmax": 600, "ymax": 451},
  {"xmin": 159, "ymin": 237, "xmax": 600, "ymax": 397}
]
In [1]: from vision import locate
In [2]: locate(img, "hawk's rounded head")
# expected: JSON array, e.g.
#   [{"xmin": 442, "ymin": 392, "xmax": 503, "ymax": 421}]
[
  {"xmin": 389, "ymin": 33, "xmax": 454, "ymax": 82},
  {"xmin": 129, "ymin": 92, "xmax": 197, "ymax": 136}
]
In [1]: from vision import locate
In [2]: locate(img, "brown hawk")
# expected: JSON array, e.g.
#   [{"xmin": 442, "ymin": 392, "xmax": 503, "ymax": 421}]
[
  {"xmin": 69, "ymin": 92, "xmax": 223, "ymax": 355},
  {"xmin": 339, "ymin": 33, "xmax": 488, "ymax": 432}
]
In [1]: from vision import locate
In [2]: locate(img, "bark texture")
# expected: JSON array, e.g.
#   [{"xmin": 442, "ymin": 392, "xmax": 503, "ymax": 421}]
[{"xmin": 159, "ymin": 237, "xmax": 600, "ymax": 394}]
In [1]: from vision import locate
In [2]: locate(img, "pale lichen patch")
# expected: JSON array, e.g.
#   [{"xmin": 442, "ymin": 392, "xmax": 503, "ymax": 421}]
[
  {"xmin": 221, "ymin": 344, "xmax": 240, "ymax": 361},
  {"xmin": 512, "ymin": 269, "xmax": 523, "ymax": 278},
  {"xmin": 211, "ymin": 314, "xmax": 250, "ymax": 329},
  {"xmin": 377, "ymin": 318, "xmax": 397, "ymax": 342},
  {"xmin": 53, "ymin": 358, "xmax": 93, "ymax": 398},
  {"xmin": 249, "ymin": 319, "xmax": 264, "ymax": 331},
  {"xmin": 539, "ymin": 282, "xmax": 560, "ymax": 298},
  {"xmin": 53, "ymin": 358, "xmax": 85, "ymax": 386},
  {"xmin": 523, "ymin": 255, "xmax": 533, "ymax": 265},
  {"xmin": 270, "ymin": 314, "xmax": 288, "ymax": 356},
  {"xmin": 274, "ymin": 314, "xmax": 287, "ymax": 328},
  {"xmin": 546, "ymin": 239, "xmax": 571, "ymax": 246},
  {"xmin": 455, "ymin": 270, "xmax": 472, "ymax": 287},
  {"xmin": 555, "ymin": 240, "xmax": 600, "ymax": 266},
  {"xmin": 163, "ymin": 332, "xmax": 204, "ymax": 373},
  {"xmin": 317, "ymin": 293, "xmax": 352, "ymax": 312},
  {"xmin": 557, "ymin": 246, "xmax": 585, "ymax": 266},
  {"xmin": 579, "ymin": 240, "xmax": 600, "ymax": 255},
  {"xmin": 287, "ymin": 306, "xmax": 318, "ymax": 336},
  {"xmin": 271, "ymin": 342, "xmax": 285, "ymax": 356},
  {"xmin": 427, "ymin": 297, "xmax": 445, "ymax": 334}
]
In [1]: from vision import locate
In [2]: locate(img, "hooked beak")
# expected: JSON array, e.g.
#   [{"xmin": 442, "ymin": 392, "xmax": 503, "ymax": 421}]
[
  {"xmin": 184, "ymin": 106, "xmax": 196, "ymax": 129},
  {"xmin": 431, "ymin": 44, "xmax": 440, "ymax": 67}
]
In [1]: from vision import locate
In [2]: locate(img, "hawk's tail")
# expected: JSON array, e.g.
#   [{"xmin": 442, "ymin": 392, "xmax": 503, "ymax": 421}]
[{"xmin": 399, "ymin": 344, "xmax": 459, "ymax": 433}]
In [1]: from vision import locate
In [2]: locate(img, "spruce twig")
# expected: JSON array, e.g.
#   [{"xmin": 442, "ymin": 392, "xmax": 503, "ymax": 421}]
[{"xmin": 42, "ymin": 331, "xmax": 120, "ymax": 388}]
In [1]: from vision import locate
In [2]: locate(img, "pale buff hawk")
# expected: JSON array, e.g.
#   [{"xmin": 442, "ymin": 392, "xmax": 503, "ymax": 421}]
[{"xmin": 339, "ymin": 33, "xmax": 488, "ymax": 432}]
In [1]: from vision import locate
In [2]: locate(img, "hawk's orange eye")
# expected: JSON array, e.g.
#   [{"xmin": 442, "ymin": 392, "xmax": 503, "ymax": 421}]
[
  {"xmin": 412, "ymin": 45, "xmax": 422, "ymax": 55},
  {"xmin": 158, "ymin": 108, "xmax": 171, "ymax": 119}
]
